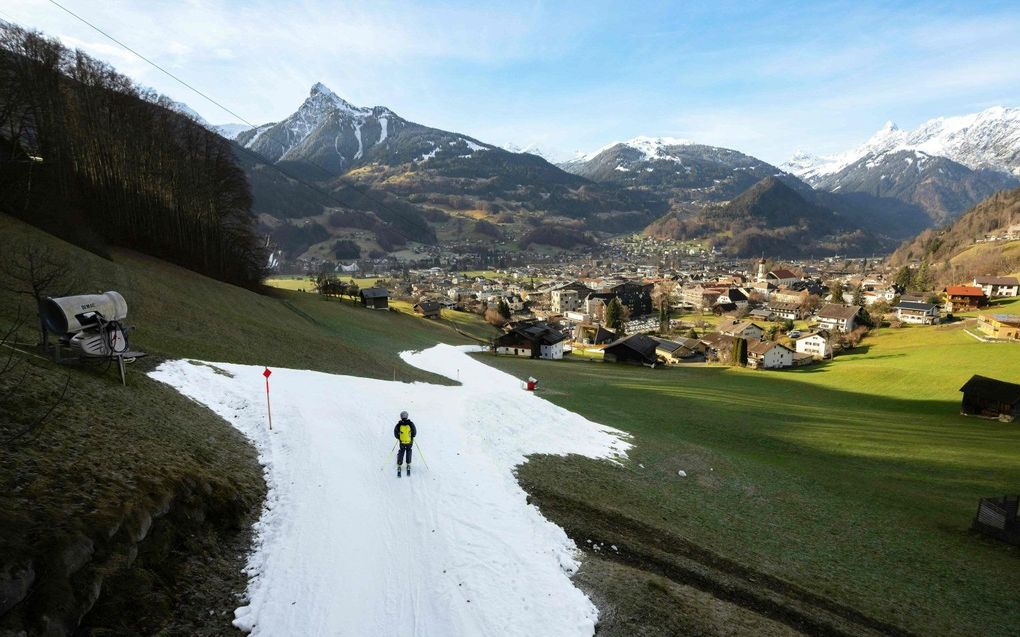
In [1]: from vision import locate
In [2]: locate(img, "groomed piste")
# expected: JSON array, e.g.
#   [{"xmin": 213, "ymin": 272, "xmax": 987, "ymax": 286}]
[{"xmin": 150, "ymin": 344, "xmax": 630, "ymax": 636}]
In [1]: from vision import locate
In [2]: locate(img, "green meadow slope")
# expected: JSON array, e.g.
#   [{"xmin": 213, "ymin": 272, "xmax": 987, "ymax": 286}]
[
  {"xmin": 0, "ymin": 213, "xmax": 493, "ymax": 634},
  {"xmin": 481, "ymin": 324, "xmax": 1020, "ymax": 636}
]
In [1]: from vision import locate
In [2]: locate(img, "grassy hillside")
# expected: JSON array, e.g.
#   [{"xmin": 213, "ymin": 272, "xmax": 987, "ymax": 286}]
[
  {"xmin": 0, "ymin": 213, "xmax": 489, "ymax": 634},
  {"xmin": 889, "ymin": 186, "xmax": 1020, "ymax": 284},
  {"xmin": 644, "ymin": 176, "xmax": 884, "ymax": 257},
  {"xmin": 480, "ymin": 322, "xmax": 1020, "ymax": 636}
]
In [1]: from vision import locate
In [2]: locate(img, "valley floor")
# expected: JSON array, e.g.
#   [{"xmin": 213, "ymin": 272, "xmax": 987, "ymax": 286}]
[{"xmin": 150, "ymin": 344, "xmax": 628, "ymax": 636}]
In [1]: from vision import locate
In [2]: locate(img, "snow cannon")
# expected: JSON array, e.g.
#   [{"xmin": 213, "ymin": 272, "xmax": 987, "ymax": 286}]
[
  {"xmin": 41, "ymin": 291, "xmax": 129, "ymax": 357},
  {"xmin": 526, "ymin": 377, "xmax": 538, "ymax": 391}
]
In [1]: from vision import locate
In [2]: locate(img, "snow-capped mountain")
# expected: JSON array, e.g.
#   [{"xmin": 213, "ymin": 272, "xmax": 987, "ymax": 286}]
[
  {"xmin": 213, "ymin": 123, "xmax": 252, "ymax": 140},
  {"xmin": 786, "ymin": 106, "xmax": 1020, "ymax": 180},
  {"xmin": 235, "ymin": 82, "xmax": 418, "ymax": 174},
  {"xmin": 501, "ymin": 142, "xmax": 549, "ymax": 159},
  {"xmin": 158, "ymin": 98, "xmax": 253, "ymax": 141},
  {"xmin": 812, "ymin": 149, "xmax": 1017, "ymax": 224},
  {"xmin": 568, "ymin": 136, "xmax": 697, "ymax": 165},
  {"xmin": 231, "ymin": 83, "xmax": 664, "ymax": 254},
  {"xmin": 785, "ymin": 107, "xmax": 1020, "ymax": 222},
  {"xmin": 561, "ymin": 136, "xmax": 798, "ymax": 207}
]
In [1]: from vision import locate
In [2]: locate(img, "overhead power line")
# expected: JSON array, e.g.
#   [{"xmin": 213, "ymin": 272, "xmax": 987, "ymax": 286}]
[
  {"xmin": 47, "ymin": 0, "xmax": 256, "ymax": 128},
  {"xmin": 43, "ymin": 0, "xmax": 429, "ymax": 244}
]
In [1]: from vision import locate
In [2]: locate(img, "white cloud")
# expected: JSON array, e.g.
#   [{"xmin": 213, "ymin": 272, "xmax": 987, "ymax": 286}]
[{"xmin": 4, "ymin": 1, "xmax": 1019, "ymax": 165}]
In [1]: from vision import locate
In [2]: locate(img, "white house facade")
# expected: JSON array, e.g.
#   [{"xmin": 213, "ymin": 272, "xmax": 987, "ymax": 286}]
[
  {"xmin": 795, "ymin": 332, "xmax": 832, "ymax": 359},
  {"xmin": 748, "ymin": 341, "xmax": 794, "ymax": 369}
]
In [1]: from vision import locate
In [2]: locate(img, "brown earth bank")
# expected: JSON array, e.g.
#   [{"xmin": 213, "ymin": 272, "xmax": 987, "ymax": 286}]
[
  {"xmin": 518, "ymin": 456, "xmax": 915, "ymax": 637},
  {"xmin": 0, "ymin": 353, "xmax": 265, "ymax": 636}
]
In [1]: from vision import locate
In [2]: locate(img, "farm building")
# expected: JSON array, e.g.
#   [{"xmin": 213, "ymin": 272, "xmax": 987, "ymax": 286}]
[
  {"xmin": 960, "ymin": 375, "xmax": 1020, "ymax": 421},
  {"xmin": 493, "ymin": 322, "xmax": 566, "ymax": 359},
  {"xmin": 414, "ymin": 301, "xmax": 442, "ymax": 319},
  {"xmin": 893, "ymin": 301, "xmax": 940, "ymax": 325},
  {"xmin": 603, "ymin": 334, "xmax": 659, "ymax": 366},
  {"xmin": 941, "ymin": 286, "xmax": 988, "ymax": 312},
  {"xmin": 973, "ymin": 276, "xmax": 1020, "ymax": 298},
  {"xmin": 977, "ymin": 314, "xmax": 1020, "ymax": 340},
  {"xmin": 358, "ymin": 287, "xmax": 389, "ymax": 310},
  {"xmin": 652, "ymin": 336, "xmax": 706, "ymax": 364}
]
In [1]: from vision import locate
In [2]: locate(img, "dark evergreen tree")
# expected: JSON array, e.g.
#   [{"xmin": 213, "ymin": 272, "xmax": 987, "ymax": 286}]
[
  {"xmin": 852, "ymin": 285, "xmax": 865, "ymax": 306},
  {"xmin": 605, "ymin": 297, "xmax": 624, "ymax": 331},
  {"xmin": 497, "ymin": 298, "xmax": 511, "ymax": 320}
]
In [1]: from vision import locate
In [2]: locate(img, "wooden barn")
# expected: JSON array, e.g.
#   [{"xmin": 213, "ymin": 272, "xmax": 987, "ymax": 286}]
[
  {"xmin": 603, "ymin": 334, "xmax": 659, "ymax": 366},
  {"xmin": 358, "ymin": 287, "xmax": 389, "ymax": 310},
  {"xmin": 414, "ymin": 301, "xmax": 442, "ymax": 319},
  {"xmin": 942, "ymin": 285, "xmax": 988, "ymax": 313},
  {"xmin": 959, "ymin": 375, "xmax": 1020, "ymax": 421}
]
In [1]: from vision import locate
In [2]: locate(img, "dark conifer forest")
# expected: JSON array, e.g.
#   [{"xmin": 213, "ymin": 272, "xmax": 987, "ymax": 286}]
[{"xmin": 0, "ymin": 22, "xmax": 264, "ymax": 288}]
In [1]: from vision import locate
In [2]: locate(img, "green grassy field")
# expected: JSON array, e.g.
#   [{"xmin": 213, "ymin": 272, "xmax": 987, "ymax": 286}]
[
  {"xmin": 264, "ymin": 275, "xmax": 389, "ymax": 293},
  {"xmin": 956, "ymin": 295, "xmax": 1020, "ymax": 318},
  {"xmin": 479, "ymin": 321, "xmax": 1020, "ymax": 636},
  {"xmin": 388, "ymin": 299, "xmax": 500, "ymax": 343}
]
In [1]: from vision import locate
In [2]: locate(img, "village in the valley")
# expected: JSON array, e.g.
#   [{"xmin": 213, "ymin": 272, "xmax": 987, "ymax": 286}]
[{"xmin": 275, "ymin": 227, "xmax": 1020, "ymax": 421}]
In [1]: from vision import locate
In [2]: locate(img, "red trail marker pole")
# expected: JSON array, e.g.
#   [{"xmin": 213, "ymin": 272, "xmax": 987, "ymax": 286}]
[{"xmin": 263, "ymin": 367, "xmax": 273, "ymax": 430}]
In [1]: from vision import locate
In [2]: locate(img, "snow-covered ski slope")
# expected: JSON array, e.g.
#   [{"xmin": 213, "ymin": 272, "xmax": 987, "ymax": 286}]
[{"xmin": 150, "ymin": 344, "xmax": 630, "ymax": 636}]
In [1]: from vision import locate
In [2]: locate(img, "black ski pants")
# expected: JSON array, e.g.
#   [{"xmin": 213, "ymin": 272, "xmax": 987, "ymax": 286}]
[{"xmin": 397, "ymin": 443, "xmax": 413, "ymax": 465}]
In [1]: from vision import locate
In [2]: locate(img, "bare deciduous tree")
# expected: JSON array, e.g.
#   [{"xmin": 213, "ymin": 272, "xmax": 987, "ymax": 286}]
[
  {"xmin": 0, "ymin": 310, "xmax": 70, "ymax": 447},
  {"xmin": 0, "ymin": 240, "xmax": 78, "ymax": 348}
]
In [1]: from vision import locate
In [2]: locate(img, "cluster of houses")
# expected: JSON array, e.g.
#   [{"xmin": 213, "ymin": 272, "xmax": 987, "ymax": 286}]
[
  {"xmin": 888, "ymin": 276, "xmax": 1020, "ymax": 326},
  {"xmin": 349, "ymin": 256, "xmax": 1020, "ymax": 366},
  {"xmin": 490, "ymin": 296, "xmax": 865, "ymax": 370}
]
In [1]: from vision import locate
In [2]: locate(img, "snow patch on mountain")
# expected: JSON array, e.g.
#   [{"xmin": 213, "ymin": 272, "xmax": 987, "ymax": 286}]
[
  {"xmin": 213, "ymin": 123, "xmax": 252, "ymax": 140},
  {"xmin": 578, "ymin": 135, "xmax": 696, "ymax": 163},
  {"xmin": 353, "ymin": 122, "xmax": 364, "ymax": 160},
  {"xmin": 462, "ymin": 138, "xmax": 488, "ymax": 153},
  {"xmin": 502, "ymin": 142, "xmax": 548, "ymax": 158}
]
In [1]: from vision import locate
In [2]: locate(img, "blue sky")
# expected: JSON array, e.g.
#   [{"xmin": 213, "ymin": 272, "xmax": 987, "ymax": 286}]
[{"xmin": 6, "ymin": 0, "xmax": 1020, "ymax": 163}]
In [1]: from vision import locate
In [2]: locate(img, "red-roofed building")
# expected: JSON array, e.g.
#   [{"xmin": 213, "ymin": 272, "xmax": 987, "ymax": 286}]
[{"xmin": 942, "ymin": 286, "xmax": 989, "ymax": 312}]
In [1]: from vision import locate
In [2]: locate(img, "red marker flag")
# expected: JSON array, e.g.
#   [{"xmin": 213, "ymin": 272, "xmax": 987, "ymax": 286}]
[{"xmin": 263, "ymin": 367, "xmax": 273, "ymax": 430}]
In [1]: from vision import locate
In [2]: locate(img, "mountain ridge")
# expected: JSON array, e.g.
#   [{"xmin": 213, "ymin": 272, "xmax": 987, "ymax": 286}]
[{"xmin": 644, "ymin": 176, "xmax": 884, "ymax": 257}]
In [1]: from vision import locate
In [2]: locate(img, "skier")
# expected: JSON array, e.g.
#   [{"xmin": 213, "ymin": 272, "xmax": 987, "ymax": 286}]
[{"xmin": 394, "ymin": 411, "xmax": 417, "ymax": 478}]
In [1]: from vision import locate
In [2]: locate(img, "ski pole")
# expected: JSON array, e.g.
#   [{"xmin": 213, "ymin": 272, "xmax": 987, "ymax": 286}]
[
  {"xmin": 380, "ymin": 440, "xmax": 397, "ymax": 471},
  {"xmin": 414, "ymin": 441, "xmax": 430, "ymax": 471}
]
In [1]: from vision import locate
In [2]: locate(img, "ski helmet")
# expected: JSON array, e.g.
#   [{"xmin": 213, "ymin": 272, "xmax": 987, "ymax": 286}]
[{"xmin": 400, "ymin": 411, "xmax": 408, "ymax": 419}]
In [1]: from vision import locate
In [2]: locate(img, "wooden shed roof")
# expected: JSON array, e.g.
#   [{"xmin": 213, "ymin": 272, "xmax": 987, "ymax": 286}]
[{"xmin": 960, "ymin": 375, "xmax": 1020, "ymax": 405}]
